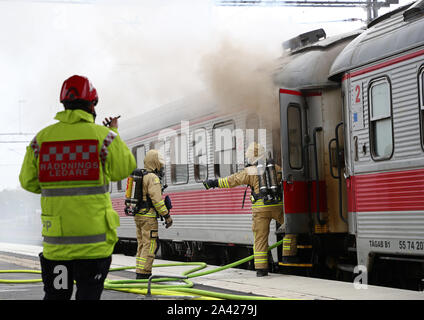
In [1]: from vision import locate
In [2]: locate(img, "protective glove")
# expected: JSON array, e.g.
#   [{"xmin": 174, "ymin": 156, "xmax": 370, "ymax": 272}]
[
  {"xmin": 163, "ymin": 214, "xmax": 173, "ymax": 229},
  {"xmin": 164, "ymin": 195, "xmax": 172, "ymax": 210},
  {"xmin": 203, "ymin": 179, "xmax": 218, "ymax": 190}
]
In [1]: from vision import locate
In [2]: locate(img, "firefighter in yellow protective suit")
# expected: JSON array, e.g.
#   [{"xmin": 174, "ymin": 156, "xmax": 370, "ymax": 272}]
[
  {"xmin": 19, "ymin": 75, "xmax": 136, "ymax": 300},
  {"xmin": 203, "ymin": 142, "xmax": 284, "ymax": 277},
  {"xmin": 134, "ymin": 149, "xmax": 173, "ymax": 279}
]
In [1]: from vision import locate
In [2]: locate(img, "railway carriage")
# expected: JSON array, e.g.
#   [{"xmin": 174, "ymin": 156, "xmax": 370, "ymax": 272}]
[
  {"xmin": 273, "ymin": 28, "xmax": 361, "ymax": 273},
  {"xmin": 111, "ymin": 0, "xmax": 424, "ymax": 289},
  {"xmin": 329, "ymin": 0, "xmax": 424, "ymax": 287},
  {"xmin": 112, "ymin": 94, "xmax": 282, "ymax": 266}
]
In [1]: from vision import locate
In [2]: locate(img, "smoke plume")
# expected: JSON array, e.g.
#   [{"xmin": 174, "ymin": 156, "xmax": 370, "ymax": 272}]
[{"xmin": 199, "ymin": 36, "xmax": 281, "ymax": 129}]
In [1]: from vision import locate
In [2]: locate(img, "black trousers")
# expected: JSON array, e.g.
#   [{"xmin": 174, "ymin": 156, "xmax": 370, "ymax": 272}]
[{"xmin": 38, "ymin": 252, "xmax": 112, "ymax": 300}]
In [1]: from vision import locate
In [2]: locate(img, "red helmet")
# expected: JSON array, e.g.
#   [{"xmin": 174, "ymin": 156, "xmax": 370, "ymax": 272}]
[{"xmin": 60, "ymin": 75, "xmax": 98, "ymax": 106}]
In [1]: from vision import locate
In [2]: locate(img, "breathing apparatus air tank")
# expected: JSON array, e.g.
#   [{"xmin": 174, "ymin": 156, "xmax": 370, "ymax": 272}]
[
  {"xmin": 254, "ymin": 154, "xmax": 282, "ymax": 205},
  {"xmin": 124, "ymin": 169, "xmax": 145, "ymax": 216},
  {"xmin": 266, "ymin": 153, "xmax": 280, "ymax": 202},
  {"xmin": 257, "ymin": 158, "xmax": 273, "ymax": 203}
]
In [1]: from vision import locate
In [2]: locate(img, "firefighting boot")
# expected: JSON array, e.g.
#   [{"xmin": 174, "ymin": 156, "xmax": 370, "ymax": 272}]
[
  {"xmin": 136, "ymin": 273, "xmax": 152, "ymax": 280},
  {"xmin": 256, "ymin": 269, "xmax": 269, "ymax": 277}
]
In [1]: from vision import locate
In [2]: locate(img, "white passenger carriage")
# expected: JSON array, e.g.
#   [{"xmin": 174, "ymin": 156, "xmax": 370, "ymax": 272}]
[
  {"xmin": 111, "ymin": 0, "xmax": 424, "ymax": 289},
  {"xmin": 112, "ymin": 94, "xmax": 281, "ymax": 265},
  {"xmin": 329, "ymin": 1, "xmax": 424, "ymax": 286}
]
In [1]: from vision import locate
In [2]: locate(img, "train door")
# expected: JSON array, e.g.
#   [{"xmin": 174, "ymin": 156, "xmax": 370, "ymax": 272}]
[
  {"xmin": 342, "ymin": 77, "xmax": 357, "ymax": 234},
  {"xmin": 279, "ymin": 88, "xmax": 310, "ymax": 234}
]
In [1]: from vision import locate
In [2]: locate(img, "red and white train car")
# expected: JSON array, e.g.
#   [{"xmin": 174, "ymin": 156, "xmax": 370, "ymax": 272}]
[
  {"xmin": 329, "ymin": 1, "xmax": 424, "ymax": 287},
  {"xmin": 111, "ymin": 0, "xmax": 424, "ymax": 289},
  {"xmin": 276, "ymin": 1, "xmax": 424, "ymax": 287},
  {"xmin": 112, "ymin": 94, "xmax": 281, "ymax": 266}
]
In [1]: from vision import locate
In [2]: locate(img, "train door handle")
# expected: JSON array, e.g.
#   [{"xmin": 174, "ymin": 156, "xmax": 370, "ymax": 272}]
[
  {"xmin": 286, "ymin": 174, "xmax": 293, "ymax": 184},
  {"xmin": 285, "ymin": 174, "xmax": 295, "ymax": 192},
  {"xmin": 353, "ymin": 136, "xmax": 359, "ymax": 161}
]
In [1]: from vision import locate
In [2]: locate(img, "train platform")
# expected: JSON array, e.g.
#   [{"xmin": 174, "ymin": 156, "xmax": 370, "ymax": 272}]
[{"xmin": 0, "ymin": 242, "xmax": 423, "ymax": 301}]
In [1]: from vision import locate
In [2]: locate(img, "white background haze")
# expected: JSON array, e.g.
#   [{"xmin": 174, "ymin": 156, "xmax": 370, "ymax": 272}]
[{"xmin": 0, "ymin": 0, "xmax": 411, "ymax": 191}]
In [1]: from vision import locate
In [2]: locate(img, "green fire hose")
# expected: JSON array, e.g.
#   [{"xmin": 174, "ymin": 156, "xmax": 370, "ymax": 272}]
[{"xmin": 0, "ymin": 239, "xmax": 289, "ymax": 300}]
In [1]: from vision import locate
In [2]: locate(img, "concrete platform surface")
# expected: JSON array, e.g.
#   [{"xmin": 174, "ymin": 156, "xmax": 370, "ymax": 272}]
[{"xmin": 0, "ymin": 242, "xmax": 423, "ymax": 300}]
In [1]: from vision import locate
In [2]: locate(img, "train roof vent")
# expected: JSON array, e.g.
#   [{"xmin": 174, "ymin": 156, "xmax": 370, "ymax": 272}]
[
  {"xmin": 282, "ymin": 28, "xmax": 326, "ymax": 52},
  {"xmin": 403, "ymin": 0, "xmax": 424, "ymax": 21}
]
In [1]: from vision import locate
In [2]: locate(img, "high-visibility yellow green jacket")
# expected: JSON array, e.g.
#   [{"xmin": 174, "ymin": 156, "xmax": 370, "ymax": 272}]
[{"xmin": 19, "ymin": 109, "xmax": 136, "ymax": 261}]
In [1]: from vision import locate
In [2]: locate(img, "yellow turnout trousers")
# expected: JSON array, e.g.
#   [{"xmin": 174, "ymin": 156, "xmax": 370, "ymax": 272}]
[
  {"xmin": 214, "ymin": 163, "xmax": 284, "ymax": 271},
  {"xmin": 252, "ymin": 206, "xmax": 284, "ymax": 270},
  {"xmin": 134, "ymin": 215, "xmax": 158, "ymax": 275}
]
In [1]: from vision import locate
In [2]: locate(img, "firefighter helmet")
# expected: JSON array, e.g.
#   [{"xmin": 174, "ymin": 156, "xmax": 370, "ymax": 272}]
[
  {"xmin": 60, "ymin": 75, "xmax": 98, "ymax": 106},
  {"xmin": 144, "ymin": 149, "xmax": 165, "ymax": 171},
  {"xmin": 245, "ymin": 142, "xmax": 265, "ymax": 165}
]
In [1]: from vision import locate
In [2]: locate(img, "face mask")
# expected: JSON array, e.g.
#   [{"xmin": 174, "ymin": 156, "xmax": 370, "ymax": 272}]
[{"xmin": 155, "ymin": 167, "xmax": 164, "ymax": 178}]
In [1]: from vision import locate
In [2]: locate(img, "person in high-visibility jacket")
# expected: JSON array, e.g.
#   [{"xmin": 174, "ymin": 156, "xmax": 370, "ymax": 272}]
[
  {"xmin": 203, "ymin": 142, "xmax": 284, "ymax": 277},
  {"xmin": 19, "ymin": 75, "xmax": 136, "ymax": 300},
  {"xmin": 134, "ymin": 149, "xmax": 173, "ymax": 279}
]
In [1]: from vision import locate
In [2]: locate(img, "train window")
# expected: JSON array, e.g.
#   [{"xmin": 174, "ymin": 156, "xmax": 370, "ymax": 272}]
[
  {"xmin": 151, "ymin": 140, "xmax": 165, "ymax": 152},
  {"xmin": 369, "ymin": 78, "xmax": 393, "ymax": 160},
  {"xmin": 213, "ymin": 120, "xmax": 236, "ymax": 178},
  {"xmin": 150, "ymin": 140, "xmax": 167, "ymax": 184},
  {"xmin": 193, "ymin": 128, "xmax": 208, "ymax": 182},
  {"xmin": 132, "ymin": 144, "xmax": 146, "ymax": 168},
  {"xmin": 287, "ymin": 104, "xmax": 303, "ymax": 169},
  {"xmin": 170, "ymin": 133, "xmax": 189, "ymax": 184},
  {"xmin": 419, "ymin": 66, "xmax": 424, "ymax": 150}
]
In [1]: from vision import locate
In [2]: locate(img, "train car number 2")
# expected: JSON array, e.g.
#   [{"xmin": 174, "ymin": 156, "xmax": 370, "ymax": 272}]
[
  {"xmin": 351, "ymin": 81, "xmax": 364, "ymax": 130},
  {"xmin": 355, "ymin": 85, "xmax": 361, "ymax": 103}
]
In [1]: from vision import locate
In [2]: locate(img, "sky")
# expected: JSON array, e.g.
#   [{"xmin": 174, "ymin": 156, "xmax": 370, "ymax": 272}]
[{"xmin": 0, "ymin": 0, "xmax": 412, "ymax": 191}]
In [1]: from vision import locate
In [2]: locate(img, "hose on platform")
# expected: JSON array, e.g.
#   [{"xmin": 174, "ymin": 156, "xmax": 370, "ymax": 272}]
[
  {"xmin": 0, "ymin": 270, "xmax": 41, "ymax": 283},
  {"xmin": 0, "ymin": 239, "xmax": 287, "ymax": 300}
]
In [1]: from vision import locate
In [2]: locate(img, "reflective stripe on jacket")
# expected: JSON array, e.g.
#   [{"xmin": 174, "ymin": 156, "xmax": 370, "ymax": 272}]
[
  {"xmin": 251, "ymin": 198, "xmax": 284, "ymax": 209},
  {"xmin": 136, "ymin": 172, "xmax": 168, "ymax": 218},
  {"xmin": 19, "ymin": 109, "xmax": 136, "ymax": 260}
]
